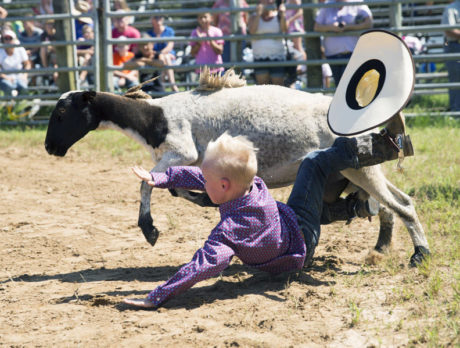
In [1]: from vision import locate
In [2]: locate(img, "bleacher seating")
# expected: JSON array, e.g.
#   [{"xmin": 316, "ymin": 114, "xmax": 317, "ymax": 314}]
[{"xmin": 0, "ymin": 0, "xmax": 456, "ymax": 121}]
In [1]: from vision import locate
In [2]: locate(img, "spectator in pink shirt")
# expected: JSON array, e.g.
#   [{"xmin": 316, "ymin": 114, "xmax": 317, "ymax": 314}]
[
  {"xmin": 212, "ymin": 0, "xmax": 249, "ymax": 62},
  {"xmin": 190, "ymin": 12, "xmax": 225, "ymax": 74},
  {"xmin": 111, "ymin": 10, "xmax": 140, "ymax": 53}
]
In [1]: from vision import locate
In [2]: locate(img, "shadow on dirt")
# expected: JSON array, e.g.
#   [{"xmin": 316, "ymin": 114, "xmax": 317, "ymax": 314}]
[{"xmin": 3, "ymin": 254, "xmax": 344, "ymax": 311}]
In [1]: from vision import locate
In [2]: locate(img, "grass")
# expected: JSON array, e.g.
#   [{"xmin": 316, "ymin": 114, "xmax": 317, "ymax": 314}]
[
  {"xmin": 378, "ymin": 118, "xmax": 459, "ymax": 347},
  {"xmin": 349, "ymin": 300, "xmax": 362, "ymax": 327},
  {"xmin": 0, "ymin": 118, "xmax": 458, "ymax": 346},
  {"xmin": 405, "ymin": 94, "xmax": 450, "ymax": 114}
]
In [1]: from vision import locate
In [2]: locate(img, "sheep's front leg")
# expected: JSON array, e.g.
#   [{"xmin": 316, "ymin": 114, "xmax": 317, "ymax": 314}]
[
  {"xmin": 137, "ymin": 124, "xmax": 199, "ymax": 246},
  {"xmin": 138, "ymin": 181, "xmax": 159, "ymax": 246}
]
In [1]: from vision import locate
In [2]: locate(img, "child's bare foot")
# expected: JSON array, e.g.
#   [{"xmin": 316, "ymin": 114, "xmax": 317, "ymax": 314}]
[{"xmin": 123, "ymin": 298, "xmax": 156, "ymax": 308}]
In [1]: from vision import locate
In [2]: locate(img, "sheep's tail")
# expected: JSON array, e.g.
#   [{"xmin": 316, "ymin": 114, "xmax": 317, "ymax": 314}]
[{"xmin": 196, "ymin": 66, "xmax": 246, "ymax": 91}]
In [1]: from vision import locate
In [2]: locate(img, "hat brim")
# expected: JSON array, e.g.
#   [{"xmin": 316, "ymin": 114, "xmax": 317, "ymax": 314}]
[{"xmin": 327, "ymin": 30, "xmax": 415, "ymax": 136}]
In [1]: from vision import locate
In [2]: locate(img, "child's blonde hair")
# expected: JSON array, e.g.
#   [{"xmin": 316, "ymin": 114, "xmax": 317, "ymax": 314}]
[{"xmin": 203, "ymin": 132, "xmax": 258, "ymax": 187}]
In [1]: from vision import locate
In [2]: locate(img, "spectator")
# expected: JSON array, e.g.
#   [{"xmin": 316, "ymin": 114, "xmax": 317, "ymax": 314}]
[
  {"xmin": 212, "ymin": 0, "xmax": 249, "ymax": 62},
  {"xmin": 190, "ymin": 12, "xmax": 225, "ymax": 75},
  {"xmin": 39, "ymin": 19, "xmax": 58, "ymax": 85},
  {"xmin": 441, "ymin": 0, "xmax": 460, "ymax": 111},
  {"xmin": 113, "ymin": 36, "xmax": 138, "ymax": 90},
  {"xmin": 113, "ymin": 0, "xmax": 134, "ymax": 25},
  {"xmin": 19, "ymin": 16, "xmax": 43, "ymax": 67},
  {"xmin": 73, "ymin": 0, "xmax": 94, "ymax": 40},
  {"xmin": 0, "ymin": 29, "xmax": 31, "ymax": 96},
  {"xmin": 124, "ymin": 33, "xmax": 165, "ymax": 93},
  {"xmin": 0, "ymin": 4, "xmax": 20, "ymax": 35},
  {"xmin": 147, "ymin": 15, "xmax": 178, "ymax": 92},
  {"xmin": 314, "ymin": 0, "xmax": 373, "ymax": 86},
  {"xmin": 285, "ymin": 0, "xmax": 307, "ymax": 65},
  {"xmin": 248, "ymin": 0, "xmax": 287, "ymax": 86},
  {"xmin": 1, "ymin": 22, "xmax": 15, "ymax": 33},
  {"xmin": 77, "ymin": 24, "xmax": 94, "ymax": 85},
  {"xmin": 2, "ymin": 20, "xmax": 23, "ymax": 37},
  {"xmin": 112, "ymin": 10, "xmax": 140, "ymax": 53}
]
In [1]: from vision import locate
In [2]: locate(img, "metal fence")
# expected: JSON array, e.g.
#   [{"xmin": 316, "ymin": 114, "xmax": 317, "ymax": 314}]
[{"xmin": 0, "ymin": 0, "xmax": 458, "ymax": 123}]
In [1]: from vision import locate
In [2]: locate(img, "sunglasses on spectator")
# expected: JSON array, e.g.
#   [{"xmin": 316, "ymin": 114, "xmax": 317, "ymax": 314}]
[{"xmin": 3, "ymin": 36, "xmax": 13, "ymax": 41}]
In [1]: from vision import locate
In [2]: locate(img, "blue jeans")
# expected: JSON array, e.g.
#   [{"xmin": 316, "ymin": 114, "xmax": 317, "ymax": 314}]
[
  {"xmin": 222, "ymin": 41, "xmax": 231, "ymax": 63},
  {"xmin": 113, "ymin": 76, "xmax": 138, "ymax": 90},
  {"xmin": 287, "ymin": 137, "xmax": 358, "ymax": 262},
  {"xmin": 0, "ymin": 77, "xmax": 28, "ymax": 95},
  {"xmin": 222, "ymin": 38, "xmax": 246, "ymax": 63},
  {"xmin": 445, "ymin": 41, "xmax": 460, "ymax": 111}
]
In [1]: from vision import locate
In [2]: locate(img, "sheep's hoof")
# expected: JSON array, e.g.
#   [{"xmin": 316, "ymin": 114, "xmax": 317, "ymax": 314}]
[
  {"xmin": 409, "ymin": 246, "xmax": 430, "ymax": 267},
  {"xmin": 138, "ymin": 216, "xmax": 159, "ymax": 247},
  {"xmin": 365, "ymin": 249, "xmax": 385, "ymax": 265}
]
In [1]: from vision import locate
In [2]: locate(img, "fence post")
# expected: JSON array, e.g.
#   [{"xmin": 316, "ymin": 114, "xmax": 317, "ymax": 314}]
[
  {"xmin": 304, "ymin": 0, "xmax": 322, "ymax": 88},
  {"xmin": 100, "ymin": 0, "xmax": 113, "ymax": 92},
  {"xmin": 93, "ymin": 0, "xmax": 101, "ymax": 91},
  {"xmin": 230, "ymin": 0, "xmax": 238, "ymax": 62},
  {"xmin": 389, "ymin": 0, "xmax": 402, "ymax": 35},
  {"xmin": 53, "ymin": 0, "xmax": 76, "ymax": 92}
]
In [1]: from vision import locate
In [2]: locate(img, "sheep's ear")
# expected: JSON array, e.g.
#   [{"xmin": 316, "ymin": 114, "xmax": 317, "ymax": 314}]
[{"xmin": 82, "ymin": 91, "xmax": 96, "ymax": 103}]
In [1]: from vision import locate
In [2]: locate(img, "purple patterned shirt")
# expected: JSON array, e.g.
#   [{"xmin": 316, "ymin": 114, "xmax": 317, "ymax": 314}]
[{"xmin": 147, "ymin": 166, "xmax": 306, "ymax": 306}]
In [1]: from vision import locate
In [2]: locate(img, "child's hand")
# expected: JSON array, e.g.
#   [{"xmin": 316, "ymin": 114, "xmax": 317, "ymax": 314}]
[
  {"xmin": 123, "ymin": 298, "xmax": 157, "ymax": 308},
  {"xmin": 131, "ymin": 166, "xmax": 155, "ymax": 186}
]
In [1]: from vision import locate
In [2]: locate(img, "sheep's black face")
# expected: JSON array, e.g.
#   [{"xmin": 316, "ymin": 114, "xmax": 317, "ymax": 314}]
[{"xmin": 45, "ymin": 91, "xmax": 98, "ymax": 156}]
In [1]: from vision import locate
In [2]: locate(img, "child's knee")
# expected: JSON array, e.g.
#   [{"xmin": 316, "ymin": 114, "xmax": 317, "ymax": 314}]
[{"xmin": 332, "ymin": 136, "xmax": 349, "ymax": 148}]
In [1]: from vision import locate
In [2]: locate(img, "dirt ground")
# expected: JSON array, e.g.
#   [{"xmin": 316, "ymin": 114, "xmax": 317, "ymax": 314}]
[{"xmin": 1, "ymin": 142, "xmax": 424, "ymax": 347}]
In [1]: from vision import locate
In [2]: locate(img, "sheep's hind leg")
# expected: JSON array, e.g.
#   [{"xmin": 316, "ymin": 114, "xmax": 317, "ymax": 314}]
[
  {"xmin": 341, "ymin": 167, "xmax": 430, "ymax": 267},
  {"xmin": 374, "ymin": 204, "xmax": 394, "ymax": 253}
]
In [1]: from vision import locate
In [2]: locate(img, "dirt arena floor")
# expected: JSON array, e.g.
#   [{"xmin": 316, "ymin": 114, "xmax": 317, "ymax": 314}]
[{"xmin": 0, "ymin": 137, "xmax": 426, "ymax": 347}]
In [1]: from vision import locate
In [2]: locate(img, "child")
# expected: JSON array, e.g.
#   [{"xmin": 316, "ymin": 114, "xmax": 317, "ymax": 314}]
[
  {"xmin": 124, "ymin": 127, "xmax": 413, "ymax": 309},
  {"xmin": 190, "ymin": 12, "xmax": 224, "ymax": 74},
  {"xmin": 0, "ymin": 29, "xmax": 31, "ymax": 95},
  {"xmin": 77, "ymin": 24, "xmax": 94, "ymax": 85},
  {"xmin": 113, "ymin": 36, "xmax": 138, "ymax": 89},
  {"xmin": 148, "ymin": 15, "xmax": 179, "ymax": 92},
  {"xmin": 39, "ymin": 19, "xmax": 58, "ymax": 84},
  {"xmin": 285, "ymin": 0, "xmax": 307, "ymax": 64}
]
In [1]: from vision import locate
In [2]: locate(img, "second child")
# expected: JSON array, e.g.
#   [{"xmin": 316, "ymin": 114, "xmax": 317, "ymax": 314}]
[
  {"xmin": 113, "ymin": 36, "xmax": 138, "ymax": 90},
  {"xmin": 190, "ymin": 12, "xmax": 225, "ymax": 75}
]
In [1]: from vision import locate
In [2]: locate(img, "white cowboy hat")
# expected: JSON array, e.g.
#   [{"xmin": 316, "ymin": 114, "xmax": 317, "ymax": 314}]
[{"xmin": 327, "ymin": 30, "xmax": 415, "ymax": 136}]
